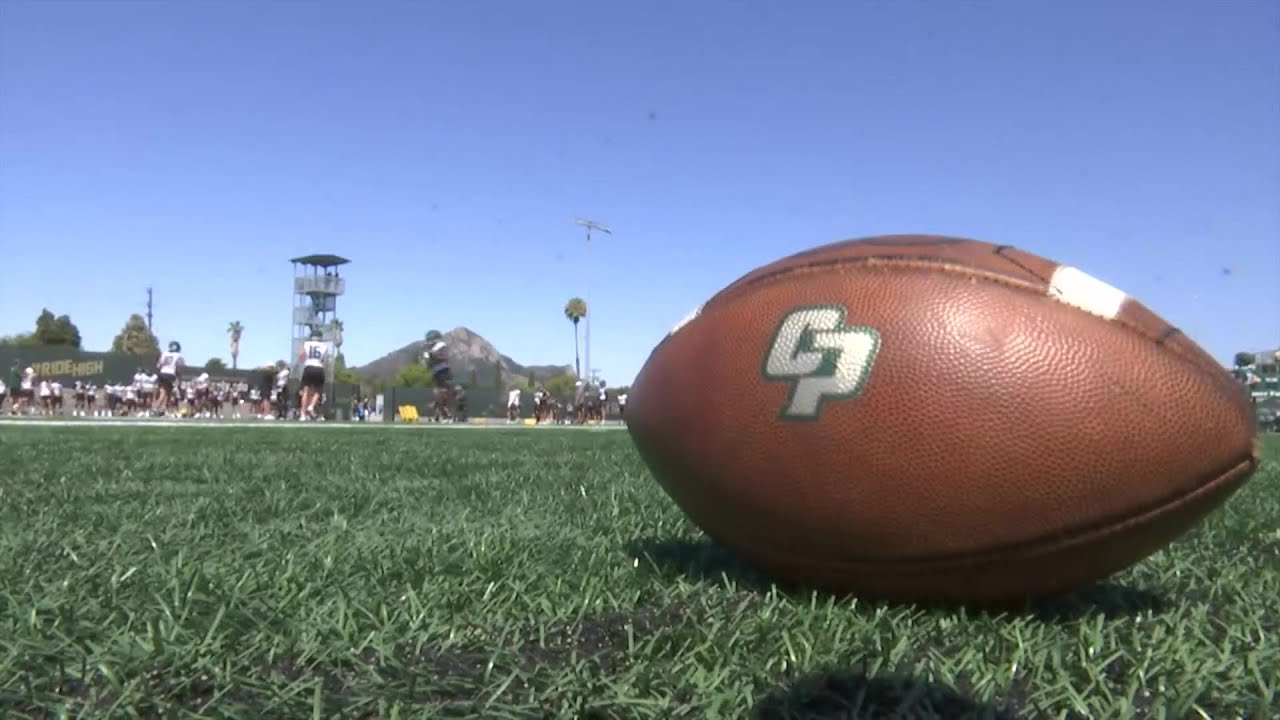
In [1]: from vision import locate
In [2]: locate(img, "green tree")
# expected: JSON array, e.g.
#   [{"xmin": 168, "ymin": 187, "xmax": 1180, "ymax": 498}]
[
  {"xmin": 205, "ymin": 358, "xmax": 228, "ymax": 372},
  {"xmin": 469, "ymin": 367, "xmax": 478, "ymax": 388},
  {"xmin": 493, "ymin": 359, "xmax": 504, "ymax": 395},
  {"xmin": 33, "ymin": 309, "xmax": 82, "ymax": 348},
  {"xmin": 393, "ymin": 363, "xmax": 435, "ymax": 388},
  {"xmin": 111, "ymin": 314, "xmax": 161, "ymax": 362},
  {"xmin": 1234, "ymin": 352, "xmax": 1256, "ymax": 368},
  {"xmin": 34, "ymin": 310, "xmax": 58, "ymax": 344},
  {"xmin": 333, "ymin": 353, "xmax": 360, "ymax": 385},
  {"xmin": 564, "ymin": 297, "xmax": 587, "ymax": 378},
  {"xmin": 544, "ymin": 373, "xmax": 577, "ymax": 399},
  {"xmin": 59, "ymin": 316, "xmax": 82, "ymax": 348},
  {"xmin": 527, "ymin": 371, "xmax": 536, "ymax": 390},
  {"xmin": 0, "ymin": 333, "xmax": 36, "ymax": 347},
  {"xmin": 227, "ymin": 321, "xmax": 244, "ymax": 369},
  {"xmin": 330, "ymin": 319, "xmax": 344, "ymax": 353}
]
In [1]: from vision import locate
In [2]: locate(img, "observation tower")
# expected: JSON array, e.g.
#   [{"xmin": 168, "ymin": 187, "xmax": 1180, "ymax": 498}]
[{"xmin": 290, "ymin": 254, "xmax": 349, "ymax": 362}]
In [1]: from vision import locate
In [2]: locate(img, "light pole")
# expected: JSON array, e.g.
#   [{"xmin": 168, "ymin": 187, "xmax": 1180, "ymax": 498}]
[{"xmin": 574, "ymin": 218, "xmax": 611, "ymax": 386}]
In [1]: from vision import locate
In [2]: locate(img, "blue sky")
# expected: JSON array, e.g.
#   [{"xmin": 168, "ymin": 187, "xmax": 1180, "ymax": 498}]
[{"xmin": 1, "ymin": 1, "xmax": 1276, "ymax": 384}]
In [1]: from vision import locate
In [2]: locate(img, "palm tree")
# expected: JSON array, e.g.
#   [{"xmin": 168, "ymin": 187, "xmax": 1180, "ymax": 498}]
[
  {"xmin": 564, "ymin": 297, "xmax": 587, "ymax": 378},
  {"xmin": 227, "ymin": 321, "xmax": 244, "ymax": 369},
  {"xmin": 329, "ymin": 319, "xmax": 344, "ymax": 352}
]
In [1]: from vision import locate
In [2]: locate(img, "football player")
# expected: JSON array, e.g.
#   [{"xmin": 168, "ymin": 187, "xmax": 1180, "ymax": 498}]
[
  {"xmin": 595, "ymin": 380, "xmax": 608, "ymax": 423},
  {"xmin": 507, "ymin": 387, "xmax": 522, "ymax": 422},
  {"xmin": 422, "ymin": 330, "xmax": 455, "ymax": 422},
  {"xmin": 573, "ymin": 380, "xmax": 588, "ymax": 424},
  {"xmin": 298, "ymin": 327, "xmax": 331, "ymax": 420},
  {"xmin": 38, "ymin": 378, "xmax": 52, "ymax": 415},
  {"xmin": 533, "ymin": 383, "xmax": 550, "ymax": 424},
  {"xmin": 133, "ymin": 366, "xmax": 150, "ymax": 416},
  {"xmin": 155, "ymin": 341, "xmax": 185, "ymax": 415},
  {"xmin": 274, "ymin": 361, "xmax": 292, "ymax": 419},
  {"xmin": 17, "ymin": 363, "xmax": 35, "ymax": 415},
  {"xmin": 194, "ymin": 372, "xmax": 211, "ymax": 417}
]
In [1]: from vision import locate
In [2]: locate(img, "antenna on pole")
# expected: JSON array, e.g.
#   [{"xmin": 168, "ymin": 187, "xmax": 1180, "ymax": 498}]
[{"xmin": 574, "ymin": 218, "xmax": 612, "ymax": 385}]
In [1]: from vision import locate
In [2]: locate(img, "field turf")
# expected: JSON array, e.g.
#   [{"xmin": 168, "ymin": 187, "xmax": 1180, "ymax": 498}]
[{"xmin": 0, "ymin": 426, "xmax": 1277, "ymax": 719}]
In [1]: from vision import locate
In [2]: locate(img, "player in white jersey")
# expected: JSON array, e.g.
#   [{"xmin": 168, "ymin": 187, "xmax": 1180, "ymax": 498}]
[
  {"xmin": 273, "ymin": 364, "xmax": 291, "ymax": 419},
  {"xmin": 507, "ymin": 387, "xmax": 522, "ymax": 422},
  {"xmin": 194, "ymin": 372, "xmax": 211, "ymax": 417},
  {"xmin": 155, "ymin": 341, "xmax": 185, "ymax": 414},
  {"xmin": 132, "ymin": 368, "xmax": 149, "ymax": 416},
  {"xmin": 595, "ymin": 381, "xmax": 608, "ymax": 423},
  {"xmin": 18, "ymin": 366, "xmax": 35, "ymax": 415},
  {"xmin": 38, "ymin": 379, "xmax": 52, "ymax": 415},
  {"xmin": 106, "ymin": 383, "xmax": 118, "ymax": 415},
  {"xmin": 297, "ymin": 327, "xmax": 331, "ymax": 420}
]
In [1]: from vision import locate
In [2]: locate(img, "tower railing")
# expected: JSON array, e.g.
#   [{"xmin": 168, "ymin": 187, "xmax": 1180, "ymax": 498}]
[{"xmin": 294, "ymin": 276, "xmax": 345, "ymax": 295}]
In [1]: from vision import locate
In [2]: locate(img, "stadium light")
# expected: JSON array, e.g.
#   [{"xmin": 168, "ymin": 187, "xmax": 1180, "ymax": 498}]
[{"xmin": 574, "ymin": 218, "xmax": 612, "ymax": 386}]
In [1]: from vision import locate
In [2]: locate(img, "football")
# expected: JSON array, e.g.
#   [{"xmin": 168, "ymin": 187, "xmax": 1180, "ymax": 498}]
[{"xmin": 626, "ymin": 235, "xmax": 1260, "ymax": 606}]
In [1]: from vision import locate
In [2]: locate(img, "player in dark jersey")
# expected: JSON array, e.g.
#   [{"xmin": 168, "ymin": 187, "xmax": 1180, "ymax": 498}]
[{"xmin": 422, "ymin": 330, "xmax": 456, "ymax": 422}]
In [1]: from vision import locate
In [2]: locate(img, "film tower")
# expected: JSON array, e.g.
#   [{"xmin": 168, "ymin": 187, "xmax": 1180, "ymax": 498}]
[{"xmin": 290, "ymin": 254, "xmax": 349, "ymax": 364}]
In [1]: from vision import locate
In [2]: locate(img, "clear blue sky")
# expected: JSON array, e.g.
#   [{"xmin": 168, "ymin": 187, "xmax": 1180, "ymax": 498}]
[{"xmin": 1, "ymin": 1, "xmax": 1276, "ymax": 384}]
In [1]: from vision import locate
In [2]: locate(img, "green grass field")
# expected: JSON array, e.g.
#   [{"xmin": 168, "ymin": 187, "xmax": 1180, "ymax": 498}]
[{"xmin": 0, "ymin": 426, "xmax": 1277, "ymax": 719}]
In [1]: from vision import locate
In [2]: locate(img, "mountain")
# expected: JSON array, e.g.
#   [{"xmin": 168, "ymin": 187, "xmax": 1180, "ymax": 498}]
[{"xmin": 351, "ymin": 326, "xmax": 573, "ymax": 390}]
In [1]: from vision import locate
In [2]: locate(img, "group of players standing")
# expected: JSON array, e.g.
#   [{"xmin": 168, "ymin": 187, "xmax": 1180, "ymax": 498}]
[
  {"xmin": 502, "ymin": 380, "xmax": 627, "ymax": 424},
  {"xmin": 3, "ymin": 330, "xmax": 337, "ymax": 421},
  {"xmin": 3, "ymin": 342, "xmax": 220, "ymax": 418}
]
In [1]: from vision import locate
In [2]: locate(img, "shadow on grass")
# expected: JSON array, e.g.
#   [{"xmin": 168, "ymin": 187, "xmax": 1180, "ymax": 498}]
[
  {"xmin": 753, "ymin": 668, "xmax": 1022, "ymax": 720},
  {"xmin": 626, "ymin": 536, "xmax": 1168, "ymax": 622}
]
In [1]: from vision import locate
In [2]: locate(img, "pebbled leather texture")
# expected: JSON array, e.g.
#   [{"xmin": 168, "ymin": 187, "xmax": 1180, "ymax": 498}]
[{"xmin": 628, "ymin": 235, "xmax": 1260, "ymax": 604}]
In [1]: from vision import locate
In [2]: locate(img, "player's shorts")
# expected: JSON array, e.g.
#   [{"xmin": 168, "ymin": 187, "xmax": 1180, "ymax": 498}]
[
  {"xmin": 158, "ymin": 373, "xmax": 177, "ymax": 392},
  {"xmin": 433, "ymin": 368, "xmax": 453, "ymax": 388},
  {"xmin": 301, "ymin": 366, "xmax": 326, "ymax": 390}
]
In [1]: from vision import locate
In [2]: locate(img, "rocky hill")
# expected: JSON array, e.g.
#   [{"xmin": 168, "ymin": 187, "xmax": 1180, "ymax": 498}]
[{"xmin": 352, "ymin": 326, "xmax": 573, "ymax": 390}]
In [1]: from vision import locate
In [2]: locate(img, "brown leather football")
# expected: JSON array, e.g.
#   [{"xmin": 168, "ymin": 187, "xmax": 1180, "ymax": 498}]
[{"xmin": 626, "ymin": 235, "xmax": 1260, "ymax": 605}]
